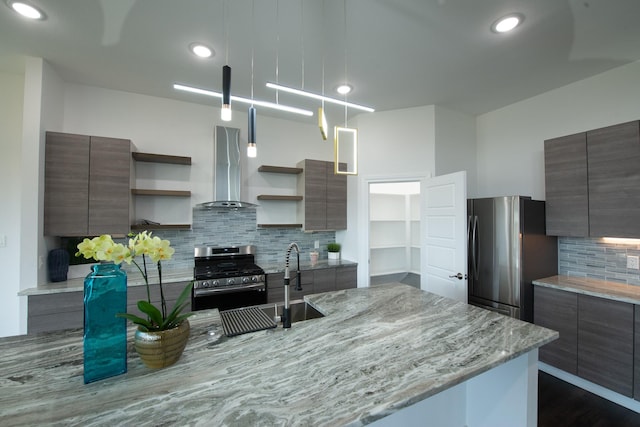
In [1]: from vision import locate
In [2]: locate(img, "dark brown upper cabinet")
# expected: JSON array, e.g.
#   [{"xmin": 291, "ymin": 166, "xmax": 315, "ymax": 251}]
[
  {"xmin": 44, "ymin": 131, "xmax": 131, "ymax": 236},
  {"xmin": 544, "ymin": 120, "xmax": 640, "ymax": 237},
  {"xmin": 297, "ymin": 159, "xmax": 347, "ymax": 231}
]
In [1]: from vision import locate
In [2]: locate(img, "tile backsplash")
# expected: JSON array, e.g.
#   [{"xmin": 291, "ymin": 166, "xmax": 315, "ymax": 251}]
[
  {"xmin": 120, "ymin": 207, "xmax": 337, "ymax": 274},
  {"xmin": 559, "ymin": 237, "xmax": 640, "ymax": 285}
]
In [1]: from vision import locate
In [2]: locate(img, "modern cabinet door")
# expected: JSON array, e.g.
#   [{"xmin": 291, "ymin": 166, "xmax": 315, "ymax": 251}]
[
  {"xmin": 298, "ymin": 159, "xmax": 347, "ymax": 231},
  {"xmin": 587, "ymin": 121, "xmax": 640, "ymax": 237},
  {"xmin": 313, "ymin": 268, "xmax": 336, "ymax": 294},
  {"xmin": 44, "ymin": 132, "xmax": 91, "ymax": 236},
  {"xmin": 336, "ymin": 266, "xmax": 357, "ymax": 290},
  {"xmin": 44, "ymin": 131, "xmax": 131, "ymax": 236},
  {"xmin": 544, "ymin": 133, "xmax": 589, "ymax": 237},
  {"xmin": 578, "ymin": 294, "xmax": 634, "ymax": 397},
  {"xmin": 326, "ymin": 162, "xmax": 347, "ymax": 230},
  {"xmin": 533, "ymin": 286, "xmax": 578, "ymax": 374},
  {"xmin": 28, "ymin": 291, "xmax": 84, "ymax": 334},
  {"xmin": 88, "ymin": 136, "xmax": 131, "ymax": 235},
  {"xmin": 635, "ymin": 307, "xmax": 640, "ymax": 401}
]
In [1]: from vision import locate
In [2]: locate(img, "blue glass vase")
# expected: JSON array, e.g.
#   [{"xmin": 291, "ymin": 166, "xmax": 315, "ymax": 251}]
[{"xmin": 83, "ymin": 262, "xmax": 128, "ymax": 384}]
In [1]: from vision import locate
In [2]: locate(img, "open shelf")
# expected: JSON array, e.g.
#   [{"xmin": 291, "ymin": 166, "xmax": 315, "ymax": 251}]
[
  {"xmin": 131, "ymin": 189, "xmax": 191, "ymax": 197},
  {"xmin": 258, "ymin": 165, "xmax": 303, "ymax": 174},
  {"xmin": 132, "ymin": 152, "xmax": 191, "ymax": 165},
  {"xmin": 257, "ymin": 195, "xmax": 303, "ymax": 201},
  {"xmin": 130, "ymin": 223, "xmax": 191, "ymax": 231},
  {"xmin": 257, "ymin": 224, "xmax": 303, "ymax": 228}
]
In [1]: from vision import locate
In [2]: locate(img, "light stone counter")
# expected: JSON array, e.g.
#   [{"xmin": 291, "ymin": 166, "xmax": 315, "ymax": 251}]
[
  {"xmin": 18, "ymin": 268, "xmax": 194, "ymax": 296},
  {"xmin": 533, "ymin": 275, "xmax": 640, "ymax": 305},
  {"xmin": 0, "ymin": 283, "xmax": 557, "ymax": 426}
]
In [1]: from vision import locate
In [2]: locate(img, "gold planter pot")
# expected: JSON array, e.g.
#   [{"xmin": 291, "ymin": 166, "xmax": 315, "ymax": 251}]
[{"xmin": 134, "ymin": 320, "xmax": 190, "ymax": 369}]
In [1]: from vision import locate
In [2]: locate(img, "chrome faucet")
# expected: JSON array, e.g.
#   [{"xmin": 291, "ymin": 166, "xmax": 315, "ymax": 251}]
[{"xmin": 282, "ymin": 242, "xmax": 302, "ymax": 328}]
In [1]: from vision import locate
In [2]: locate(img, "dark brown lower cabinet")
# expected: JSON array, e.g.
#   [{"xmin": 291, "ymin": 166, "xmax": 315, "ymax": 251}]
[
  {"xmin": 578, "ymin": 294, "xmax": 634, "ymax": 397},
  {"xmin": 533, "ymin": 286, "xmax": 578, "ymax": 374},
  {"xmin": 534, "ymin": 286, "xmax": 636, "ymax": 399},
  {"xmin": 635, "ymin": 308, "xmax": 640, "ymax": 401},
  {"xmin": 267, "ymin": 265, "xmax": 357, "ymax": 304},
  {"xmin": 28, "ymin": 281, "xmax": 191, "ymax": 334}
]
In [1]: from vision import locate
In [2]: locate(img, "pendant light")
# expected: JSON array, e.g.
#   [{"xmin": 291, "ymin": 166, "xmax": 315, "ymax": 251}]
[
  {"xmin": 247, "ymin": 0, "xmax": 257, "ymax": 158},
  {"xmin": 221, "ymin": 0, "xmax": 232, "ymax": 121}
]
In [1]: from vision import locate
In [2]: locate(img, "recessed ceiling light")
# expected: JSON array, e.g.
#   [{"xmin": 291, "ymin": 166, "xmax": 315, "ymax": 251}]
[
  {"xmin": 491, "ymin": 13, "xmax": 524, "ymax": 33},
  {"xmin": 336, "ymin": 84, "xmax": 353, "ymax": 95},
  {"xmin": 7, "ymin": 1, "xmax": 45, "ymax": 20},
  {"xmin": 336, "ymin": 84, "xmax": 352, "ymax": 95},
  {"xmin": 189, "ymin": 43, "xmax": 214, "ymax": 59}
]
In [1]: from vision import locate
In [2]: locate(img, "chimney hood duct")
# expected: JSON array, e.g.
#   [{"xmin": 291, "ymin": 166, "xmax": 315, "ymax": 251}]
[{"xmin": 198, "ymin": 126, "xmax": 256, "ymax": 209}]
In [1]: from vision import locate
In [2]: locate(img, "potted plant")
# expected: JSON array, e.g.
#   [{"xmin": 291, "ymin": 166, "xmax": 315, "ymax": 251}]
[
  {"xmin": 327, "ymin": 242, "xmax": 341, "ymax": 261},
  {"xmin": 76, "ymin": 231, "xmax": 194, "ymax": 369}
]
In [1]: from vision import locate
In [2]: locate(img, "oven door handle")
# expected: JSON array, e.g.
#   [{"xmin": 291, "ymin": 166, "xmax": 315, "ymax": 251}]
[{"xmin": 193, "ymin": 282, "xmax": 266, "ymax": 297}]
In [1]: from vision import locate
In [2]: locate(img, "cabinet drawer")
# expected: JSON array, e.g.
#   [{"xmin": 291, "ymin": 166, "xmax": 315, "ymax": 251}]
[{"xmin": 313, "ymin": 268, "xmax": 336, "ymax": 293}]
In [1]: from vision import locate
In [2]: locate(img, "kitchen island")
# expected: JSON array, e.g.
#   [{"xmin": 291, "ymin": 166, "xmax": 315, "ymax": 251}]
[{"xmin": 0, "ymin": 283, "xmax": 556, "ymax": 426}]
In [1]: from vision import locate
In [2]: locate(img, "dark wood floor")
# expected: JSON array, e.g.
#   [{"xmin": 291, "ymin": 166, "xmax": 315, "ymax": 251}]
[{"xmin": 538, "ymin": 371, "xmax": 640, "ymax": 427}]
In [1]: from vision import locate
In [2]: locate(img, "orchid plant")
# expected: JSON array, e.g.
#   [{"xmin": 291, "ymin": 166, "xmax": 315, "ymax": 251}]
[{"xmin": 76, "ymin": 231, "xmax": 193, "ymax": 332}]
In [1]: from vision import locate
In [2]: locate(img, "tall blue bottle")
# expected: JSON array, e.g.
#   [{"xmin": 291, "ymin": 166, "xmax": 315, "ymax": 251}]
[{"xmin": 83, "ymin": 262, "xmax": 128, "ymax": 384}]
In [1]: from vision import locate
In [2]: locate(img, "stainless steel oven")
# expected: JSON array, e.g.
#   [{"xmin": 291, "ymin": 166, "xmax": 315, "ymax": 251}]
[{"xmin": 192, "ymin": 245, "xmax": 266, "ymax": 311}]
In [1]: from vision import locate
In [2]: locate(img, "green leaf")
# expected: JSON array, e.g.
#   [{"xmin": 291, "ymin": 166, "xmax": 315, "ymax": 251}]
[
  {"xmin": 174, "ymin": 281, "xmax": 193, "ymax": 308},
  {"xmin": 164, "ymin": 312, "xmax": 194, "ymax": 330},
  {"xmin": 137, "ymin": 300, "xmax": 163, "ymax": 326},
  {"xmin": 115, "ymin": 312, "xmax": 153, "ymax": 331}
]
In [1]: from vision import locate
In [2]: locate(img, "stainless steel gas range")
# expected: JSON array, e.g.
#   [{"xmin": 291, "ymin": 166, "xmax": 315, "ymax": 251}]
[{"xmin": 192, "ymin": 245, "xmax": 266, "ymax": 311}]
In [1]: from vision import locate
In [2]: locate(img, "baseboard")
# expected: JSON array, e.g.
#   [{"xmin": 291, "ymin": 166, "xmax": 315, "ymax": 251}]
[{"xmin": 539, "ymin": 362, "xmax": 640, "ymax": 413}]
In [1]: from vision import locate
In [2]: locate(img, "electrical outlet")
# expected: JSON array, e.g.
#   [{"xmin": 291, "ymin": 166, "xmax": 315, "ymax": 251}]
[
  {"xmin": 627, "ymin": 255, "xmax": 639, "ymax": 270},
  {"xmin": 0, "ymin": 234, "xmax": 6, "ymax": 248},
  {"xmin": 314, "ymin": 240, "xmax": 320, "ymax": 249},
  {"xmin": 38, "ymin": 255, "xmax": 44, "ymax": 269}
]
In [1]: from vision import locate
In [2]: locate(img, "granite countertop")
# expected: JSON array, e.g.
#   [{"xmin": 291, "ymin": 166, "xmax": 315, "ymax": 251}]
[
  {"xmin": 1, "ymin": 283, "xmax": 556, "ymax": 426},
  {"xmin": 261, "ymin": 258, "xmax": 357, "ymax": 274},
  {"xmin": 18, "ymin": 268, "xmax": 195, "ymax": 296},
  {"xmin": 533, "ymin": 275, "xmax": 640, "ymax": 305}
]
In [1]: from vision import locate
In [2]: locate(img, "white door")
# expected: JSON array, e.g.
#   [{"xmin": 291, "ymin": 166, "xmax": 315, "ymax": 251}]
[{"xmin": 421, "ymin": 171, "xmax": 467, "ymax": 302}]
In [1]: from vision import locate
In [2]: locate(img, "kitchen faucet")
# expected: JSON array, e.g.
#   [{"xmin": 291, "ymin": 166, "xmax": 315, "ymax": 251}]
[{"xmin": 282, "ymin": 242, "xmax": 302, "ymax": 328}]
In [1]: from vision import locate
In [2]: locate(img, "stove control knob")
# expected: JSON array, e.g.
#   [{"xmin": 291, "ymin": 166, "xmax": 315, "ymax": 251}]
[
  {"xmin": 251, "ymin": 275, "xmax": 259, "ymax": 283},
  {"xmin": 211, "ymin": 280, "xmax": 220, "ymax": 287},
  {"xmin": 227, "ymin": 278, "xmax": 235, "ymax": 285},
  {"xmin": 201, "ymin": 281, "xmax": 209, "ymax": 288},
  {"xmin": 242, "ymin": 277, "xmax": 250, "ymax": 284}
]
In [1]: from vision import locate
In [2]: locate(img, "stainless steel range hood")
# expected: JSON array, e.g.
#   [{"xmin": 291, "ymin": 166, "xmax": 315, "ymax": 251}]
[{"xmin": 198, "ymin": 126, "xmax": 256, "ymax": 209}]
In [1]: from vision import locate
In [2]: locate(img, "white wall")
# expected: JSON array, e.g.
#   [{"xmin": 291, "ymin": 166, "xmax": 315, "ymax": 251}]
[
  {"xmin": 434, "ymin": 106, "xmax": 477, "ymax": 197},
  {"xmin": 0, "ymin": 70, "xmax": 24, "ymax": 337},
  {"xmin": 342, "ymin": 106, "xmax": 436, "ymax": 285},
  {"xmin": 476, "ymin": 60, "xmax": 640, "ymax": 199}
]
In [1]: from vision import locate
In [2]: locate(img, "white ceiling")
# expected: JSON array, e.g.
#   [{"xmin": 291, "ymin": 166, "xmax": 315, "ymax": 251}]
[{"xmin": 1, "ymin": 0, "xmax": 639, "ymax": 124}]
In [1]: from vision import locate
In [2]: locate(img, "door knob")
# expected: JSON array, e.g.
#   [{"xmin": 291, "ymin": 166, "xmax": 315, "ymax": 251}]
[{"xmin": 448, "ymin": 273, "xmax": 465, "ymax": 280}]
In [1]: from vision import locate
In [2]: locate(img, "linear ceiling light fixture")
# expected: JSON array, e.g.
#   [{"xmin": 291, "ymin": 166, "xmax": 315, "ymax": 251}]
[
  {"xmin": 266, "ymin": 82, "xmax": 374, "ymax": 113},
  {"xmin": 173, "ymin": 84, "xmax": 313, "ymax": 116}
]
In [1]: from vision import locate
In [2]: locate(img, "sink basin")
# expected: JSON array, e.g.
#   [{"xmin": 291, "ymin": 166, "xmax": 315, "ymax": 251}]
[{"xmin": 260, "ymin": 300, "xmax": 324, "ymax": 323}]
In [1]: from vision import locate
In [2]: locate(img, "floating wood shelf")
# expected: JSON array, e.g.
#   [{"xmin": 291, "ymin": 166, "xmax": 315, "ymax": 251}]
[
  {"xmin": 131, "ymin": 224, "xmax": 191, "ymax": 231},
  {"xmin": 257, "ymin": 224, "xmax": 303, "ymax": 228},
  {"xmin": 258, "ymin": 165, "xmax": 303, "ymax": 174},
  {"xmin": 257, "ymin": 195, "xmax": 303, "ymax": 201},
  {"xmin": 132, "ymin": 152, "xmax": 192, "ymax": 165},
  {"xmin": 131, "ymin": 189, "xmax": 191, "ymax": 197}
]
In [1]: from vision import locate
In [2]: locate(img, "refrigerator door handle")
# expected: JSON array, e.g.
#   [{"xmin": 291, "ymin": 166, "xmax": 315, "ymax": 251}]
[{"xmin": 472, "ymin": 215, "xmax": 479, "ymax": 280}]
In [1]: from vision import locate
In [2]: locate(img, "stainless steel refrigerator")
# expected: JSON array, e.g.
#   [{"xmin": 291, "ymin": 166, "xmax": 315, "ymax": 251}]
[{"xmin": 467, "ymin": 196, "xmax": 557, "ymax": 322}]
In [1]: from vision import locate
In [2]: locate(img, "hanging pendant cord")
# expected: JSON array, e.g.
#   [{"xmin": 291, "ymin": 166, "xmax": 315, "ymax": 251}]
[
  {"xmin": 301, "ymin": 0, "xmax": 304, "ymax": 90},
  {"xmin": 343, "ymin": 0, "xmax": 348, "ymax": 126},
  {"xmin": 251, "ymin": 0, "xmax": 255, "ymax": 104},
  {"xmin": 275, "ymin": 0, "xmax": 280, "ymax": 104},
  {"xmin": 224, "ymin": 0, "xmax": 229, "ymax": 65}
]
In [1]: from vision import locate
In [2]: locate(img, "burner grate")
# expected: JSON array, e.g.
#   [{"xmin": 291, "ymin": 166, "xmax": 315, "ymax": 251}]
[{"xmin": 219, "ymin": 306, "xmax": 276, "ymax": 337}]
